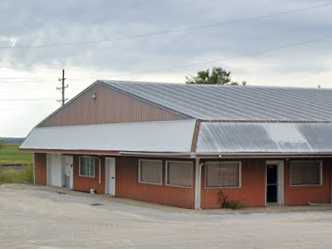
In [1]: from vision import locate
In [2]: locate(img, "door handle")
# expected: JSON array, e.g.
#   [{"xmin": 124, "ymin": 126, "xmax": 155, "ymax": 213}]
[{"xmin": 111, "ymin": 177, "xmax": 115, "ymax": 179}]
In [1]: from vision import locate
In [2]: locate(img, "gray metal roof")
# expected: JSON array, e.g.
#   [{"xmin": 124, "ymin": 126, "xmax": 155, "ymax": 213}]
[
  {"xmin": 21, "ymin": 120, "xmax": 196, "ymax": 153},
  {"xmin": 102, "ymin": 80, "xmax": 332, "ymax": 121},
  {"xmin": 197, "ymin": 122, "xmax": 332, "ymax": 154}
]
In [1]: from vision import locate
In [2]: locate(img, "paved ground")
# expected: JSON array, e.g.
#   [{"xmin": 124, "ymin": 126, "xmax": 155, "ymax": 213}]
[{"xmin": 1, "ymin": 184, "xmax": 332, "ymax": 249}]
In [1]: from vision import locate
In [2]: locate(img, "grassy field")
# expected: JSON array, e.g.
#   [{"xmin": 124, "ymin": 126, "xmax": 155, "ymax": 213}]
[
  {"xmin": 0, "ymin": 144, "xmax": 33, "ymax": 184},
  {"xmin": 0, "ymin": 144, "xmax": 32, "ymax": 164}
]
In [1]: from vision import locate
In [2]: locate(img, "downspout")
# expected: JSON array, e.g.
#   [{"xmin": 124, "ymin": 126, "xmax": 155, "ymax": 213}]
[
  {"xmin": 330, "ymin": 159, "xmax": 332, "ymax": 204},
  {"xmin": 32, "ymin": 153, "xmax": 36, "ymax": 184},
  {"xmin": 194, "ymin": 157, "xmax": 202, "ymax": 210},
  {"xmin": 192, "ymin": 120, "xmax": 202, "ymax": 210},
  {"xmin": 98, "ymin": 159, "xmax": 102, "ymax": 185}
]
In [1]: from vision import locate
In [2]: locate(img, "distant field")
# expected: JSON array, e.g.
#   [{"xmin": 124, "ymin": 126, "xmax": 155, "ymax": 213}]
[
  {"xmin": 0, "ymin": 144, "xmax": 32, "ymax": 164},
  {"xmin": 0, "ymin": 144, "xmax": 33, "ymax": 184}
]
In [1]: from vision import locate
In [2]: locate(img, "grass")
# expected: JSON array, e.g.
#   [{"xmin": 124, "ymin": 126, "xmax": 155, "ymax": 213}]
[
  {"xmin": 0, "ymin": 144, "xmax": 32, "ymax": 164},
  {"xmin": 0, "ymin": 144, "xmax": 33, "ymax": 184},
  {"xmin": 0, "ymin": 165, "xmax": 33, "ymax": 184}
]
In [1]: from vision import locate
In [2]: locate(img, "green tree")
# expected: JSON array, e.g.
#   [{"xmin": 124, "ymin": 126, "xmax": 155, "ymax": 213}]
[{"xmin": 186, "ymin": 67, "xmax": 243, "ymax": 85}]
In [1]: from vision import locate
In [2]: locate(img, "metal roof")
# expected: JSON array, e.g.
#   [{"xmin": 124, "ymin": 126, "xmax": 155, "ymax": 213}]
[
  {"xmin": 21, "ymin": 120, "xmax": 196, "ymax": 153},
  {"xmin": 102, "ymin": 80, "xmax": 332, "ymax": 122},
  {"xmin": 197, "ymin": 122, "xmax": 332, "ymax": 154}
]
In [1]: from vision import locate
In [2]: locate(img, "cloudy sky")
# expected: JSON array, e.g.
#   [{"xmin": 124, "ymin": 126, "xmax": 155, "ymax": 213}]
[{"xmin": 1, "ymin": 0, "xmax": 332, "ymax": 137}]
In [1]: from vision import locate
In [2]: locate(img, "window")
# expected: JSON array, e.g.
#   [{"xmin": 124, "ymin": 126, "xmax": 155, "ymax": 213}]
[
  {"xmin": 206, "ymin": 161, "xmax": 241, "ymax": 188},
  {"xmin": 79, "ymin": 156, "xmax": 97, "ymax": 178},
  {"xmin": 166, "ymin": 161, "xmax": 193, "ymax": 187},
  {"xmin": 138, "ymin": 160, "xmax": 163, "ymax": 185},
  {"xmin": 289, "ymin": 160, "xmax": 322, "ymax": 186}
]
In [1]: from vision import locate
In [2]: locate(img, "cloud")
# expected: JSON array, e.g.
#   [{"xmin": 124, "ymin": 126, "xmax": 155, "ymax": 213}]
[
  {"xmin": 1, "ymin": 0, "xmax": 332, "ymax": 136},
  {"xmin": 1, "ymin": 0, "xmax": 331, "ymax": 72}
]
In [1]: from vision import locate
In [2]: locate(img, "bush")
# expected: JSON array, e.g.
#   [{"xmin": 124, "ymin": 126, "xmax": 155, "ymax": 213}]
[
  {"xmin": 0, "ymin": 164, "xmax": 33, "ymax": 184},
  {"xmin": 222, "ymin": 200, "xmax": 245, "ymax": 210},
  {"xmin": 218, "ymin": 190, "xmax": 245, "ymax": 210}
]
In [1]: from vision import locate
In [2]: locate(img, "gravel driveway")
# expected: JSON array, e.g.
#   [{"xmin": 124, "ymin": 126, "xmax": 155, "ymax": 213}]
[{"xmin": 1, "ymin": 184, "xmax": 332, "ymax": 249}]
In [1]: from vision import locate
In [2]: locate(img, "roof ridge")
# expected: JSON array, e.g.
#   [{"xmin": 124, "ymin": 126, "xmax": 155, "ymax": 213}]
[{"xmin": 100, "ymin": 79, "xmax": 332, "ymax": 91}]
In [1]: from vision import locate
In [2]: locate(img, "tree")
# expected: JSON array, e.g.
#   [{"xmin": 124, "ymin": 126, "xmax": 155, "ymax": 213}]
[{"xmin": 186, "ymin": 67, "xmax": 242, "ymax": 85}]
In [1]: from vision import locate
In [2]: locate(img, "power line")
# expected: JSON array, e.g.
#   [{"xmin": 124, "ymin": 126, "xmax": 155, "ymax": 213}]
[
  {"xmin": 0, "ymin": 78, "xmax": 84, "ymax": 83},
  {"xmin": 1, "ymin": 32, "xmax": 332, "ymax": 85},
  {"xmin": 0, "ymin": 98, "xmax": 54, "ymax": 102},
  {"xmin": 0, "ymin": 32, "xmax": 329, "ymax": 103},
  {"xmin": 0, "ymin": 2, "xmax": 331, "ymax": 50},
  {"xmin": 0, "ymin": 33, "xmax": 332, "ymax": 86},
  {"xmin": 163, "ymin": 34, "xmax": 332, "ymax": 73}
]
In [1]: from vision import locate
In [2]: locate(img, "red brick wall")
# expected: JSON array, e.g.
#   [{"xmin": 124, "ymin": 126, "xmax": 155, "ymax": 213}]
[
  {"xmin": 284, "ymin": 160, "xmax": 332, "ymax": 205},
  {"xmin": 116, "ymin": 157, "xmax": 195, "ymax": 209},
  {"xmin": 201, "ymin": 159, "xmax": 266, "ymax": 209},
  {"xmin": 34, "ymin": 153, "xmax": 47, "ymax": 185},
  {"xmin": 73, "ymin": 156, "xmax": 106, "ymax": 194},
  {"xmin": 35, "ymin": 154, "xmax": 332, "ymax": 208}
]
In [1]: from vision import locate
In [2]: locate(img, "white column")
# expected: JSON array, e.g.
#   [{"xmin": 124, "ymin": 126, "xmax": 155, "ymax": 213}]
[
  {"xmin": 277, "ymin": 162, "xmax": 285, "ymax": 206},
  {"xmin": 194, "ymin": 158, "xmax": 202, "ymax": 210}
]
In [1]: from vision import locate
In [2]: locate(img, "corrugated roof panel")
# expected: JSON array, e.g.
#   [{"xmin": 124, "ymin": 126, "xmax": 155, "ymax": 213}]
[
  {"xmin": 21, "ymin": 120, "xmax": 196, "ymax": 153},
  {"xmin": 197, "ymin": 122, "xmax": 332, "ymax": 154},
  {"xmin": 102, "ymin": 80, "xmax": 332, "ymax": 121}
]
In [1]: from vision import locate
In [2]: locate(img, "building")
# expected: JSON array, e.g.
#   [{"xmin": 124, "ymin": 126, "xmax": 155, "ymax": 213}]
[{"xmin": 21, "ymin": 80, "xmax": 332, "ymax": 209}]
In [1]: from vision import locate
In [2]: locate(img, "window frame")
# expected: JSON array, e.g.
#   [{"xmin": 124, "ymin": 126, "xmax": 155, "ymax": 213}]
[
  {"xmin": 165, "ymin": 160, "xmax": 194, "ymax": 188},
  {"xmin": 79, "ymin": 156, "xmax": 98, "ymax": 178},
  {"xmin": 138, "ymin": 159, "xmax": 163, "ymax": 186},
  {"xmin": 289, "ymin": 160, "xmax": 323, "ymax": 187},
  {"xmin": 205, "ymin": 160, "xmax": 242, "ymax": 189}
]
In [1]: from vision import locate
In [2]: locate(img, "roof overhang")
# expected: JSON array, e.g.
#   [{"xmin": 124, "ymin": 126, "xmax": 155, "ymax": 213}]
[
  {"xmin": 21, "ymin": 120, "xmax": 332, "ymax": 159},
  {"xmin": 196, "ymin": 122, "xmax": 332, "ymax": 156},
  {"xmin": 20, "ymin": 120, "xmax": 196, "ymax": 153}
]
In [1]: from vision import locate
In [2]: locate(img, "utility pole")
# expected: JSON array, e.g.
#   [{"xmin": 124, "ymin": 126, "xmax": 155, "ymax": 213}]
[{"xmin": 57, "ymin": 69, "xmax": 68, "ymax": 106}]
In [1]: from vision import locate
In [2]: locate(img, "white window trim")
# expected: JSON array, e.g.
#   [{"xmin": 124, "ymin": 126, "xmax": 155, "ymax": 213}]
[
  {"xmin": 79, "ymin": 156, "xmax": 97, "ymax": 178},
  {"xmin": 165, "ymin": 160, "xmax": 194, "ymax": 188},
  {"xmin": 289, "ymin": 160, "xmax": 323, "ymax": 187},
  {"xmin": 265, "ymin": 160, "xmax": 285, "ymax": 206},
  {"xmin": 205, "ymin": 161, "xmax": 242, "ymax": 189},
  {"xmin": 138, "ymin": 159, "xmax": 163, "ymax": 186}
]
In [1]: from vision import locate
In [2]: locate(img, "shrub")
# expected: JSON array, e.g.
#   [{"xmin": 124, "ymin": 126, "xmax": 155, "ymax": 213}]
[
  {"xmin": 218, "ymin": 190, "xmax": 245, "ymax": 210},
  {"xmin": 0, "ymin": 164, "xmax": 33, "ymax": 184},
  {"xmin": 222, "ymin": 200, "xmax": 245, "ymax": 210}
]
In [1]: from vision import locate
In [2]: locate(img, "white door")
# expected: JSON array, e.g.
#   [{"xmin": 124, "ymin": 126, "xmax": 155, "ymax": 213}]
[
  {"xmin": 105, "ymin": 158, "xmax": 116, "ymax": 196},
  {"xmin": 47, "ymin": 154, "xmax": 63, "ymax": 187},
  {"xmin": 62, "ymin": 156, "xmax": 73, "ymax": 189}
]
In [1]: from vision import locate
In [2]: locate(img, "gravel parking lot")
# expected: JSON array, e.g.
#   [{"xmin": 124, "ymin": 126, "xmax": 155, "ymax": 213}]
[{"xmin": 1, "ymin": 184, "xmax": 332, "ymax": 249}]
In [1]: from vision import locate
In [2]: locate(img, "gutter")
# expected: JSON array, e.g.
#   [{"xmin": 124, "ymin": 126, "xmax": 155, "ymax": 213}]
[
  {"xmin": 121, "ymin": 151, "xmax": 332, "ymax": 159},
  {"xmin": 194, "ymin": 152, "xmax": 332, "ymax": 159},
  {"xmin": 118, "ymin": 151, "xmax": 194, "ymax": 158},
  {"xmin": 20, "ymin": 148, "xmax": 332, "ymax": 159}
]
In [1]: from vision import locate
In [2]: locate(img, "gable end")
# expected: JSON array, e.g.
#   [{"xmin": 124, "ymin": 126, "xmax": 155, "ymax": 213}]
[{"xmin": 39, "ymin": 81, "xmax": 189, "ymax": 127}]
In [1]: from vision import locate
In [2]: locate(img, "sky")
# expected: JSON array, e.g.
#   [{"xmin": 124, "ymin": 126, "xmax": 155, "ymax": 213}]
[{"xmin": 1, "ymin": 0, "xmax": 332, "ymax": 137}]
